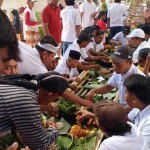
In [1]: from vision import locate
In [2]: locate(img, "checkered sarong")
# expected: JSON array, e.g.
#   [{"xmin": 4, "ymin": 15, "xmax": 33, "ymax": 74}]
[{"xmin": 26, "ymin": 31, "xmax": 39, "ymax": 48}]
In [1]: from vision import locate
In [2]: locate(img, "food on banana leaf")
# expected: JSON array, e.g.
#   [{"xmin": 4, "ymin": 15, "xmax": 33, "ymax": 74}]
[
  {"xmin": 59, "ymin": 98, "xmax": 77, "ymax": 115},
  {"xmin": 88, "ymin": 70, "xmax": 99, "ymax": 77},
  {"xmin": 56, "ymin": 134, "xmax": 73, "ymax": 150},
  {"xmin": 56, "ymin": 122, "xmax": 64, "ymax": 130}
]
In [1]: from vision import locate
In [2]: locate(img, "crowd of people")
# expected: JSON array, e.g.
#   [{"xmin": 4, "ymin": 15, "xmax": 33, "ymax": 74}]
[{"xmin": 0, "ymin": 0, "xmax": 150, "ymax": 149}]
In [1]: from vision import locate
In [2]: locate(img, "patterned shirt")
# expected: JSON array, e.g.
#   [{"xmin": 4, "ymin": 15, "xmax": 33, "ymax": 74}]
[{"xmin": 0, "ymin": 84, "xmax": 58, "ymax": 150}]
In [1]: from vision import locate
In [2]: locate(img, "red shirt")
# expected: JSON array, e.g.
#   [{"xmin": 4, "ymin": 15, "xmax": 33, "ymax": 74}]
[
  {"xmin": 42, "ymin": 4, "xmax": 62, "ymax": 43},
  {"xmin": 97, "ymin": 20, "xmax": 106, "ymax": 31},
  {"xmin": 24, "ymin": 11, "xmax": 37, "ymax": 26}
]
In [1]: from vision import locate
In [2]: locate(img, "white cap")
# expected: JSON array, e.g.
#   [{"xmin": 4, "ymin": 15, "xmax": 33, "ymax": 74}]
[{"xmin": 126, "ymin": 29, "xmax": 145, "ymax": 38}]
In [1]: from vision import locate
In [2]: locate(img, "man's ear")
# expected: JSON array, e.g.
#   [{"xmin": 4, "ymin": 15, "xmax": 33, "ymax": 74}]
[
  {"xmin": 133, "ymin": 94, "xmax": 139, "ymax": 104},
  {"xmin": 43, "ymin": 51, "xmax": 48, "ymax": 58}
]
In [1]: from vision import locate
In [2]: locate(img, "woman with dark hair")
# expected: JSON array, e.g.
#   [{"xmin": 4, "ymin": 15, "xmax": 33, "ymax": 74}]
[
  {"xmin": 10, "ymin": 9, "xmax": 21, "ymax": 35},
  {"xmin": 77, "ymin": 100, "xmax": 149, "ymax": 150},
  {"xmin": 0, "ymin": 9, "xmax": 21, "ymax": 66}
]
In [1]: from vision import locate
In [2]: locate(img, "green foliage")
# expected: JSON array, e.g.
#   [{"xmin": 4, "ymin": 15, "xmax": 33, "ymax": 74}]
[{"xmin": 35, "ymin": 12, "xmax": 44, "ymax": 37}]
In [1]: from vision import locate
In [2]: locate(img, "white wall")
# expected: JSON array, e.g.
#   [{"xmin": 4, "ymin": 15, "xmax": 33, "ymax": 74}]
[{"xmin": 2, "ymin": 0, "xmax": 49, "ymax": 14}]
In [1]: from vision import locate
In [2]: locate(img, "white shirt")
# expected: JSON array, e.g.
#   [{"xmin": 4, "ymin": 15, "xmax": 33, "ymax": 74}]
[
  {"xmin": 80, "ymin": 1, "xmax": 97, "ymax": 27},
  {"xmin": 18, "ymin": 42, "xmax": 48, "ymax": 75},
  {"xmin": 107, "ymin": 3, "xmax": 125, "ymax": 27},
  {"xmin": 148, "ymin": 38, "xmax": 150, "ymax": 44},
  {"xmin": 62, "ymin": 42, "xmax": 88, "ymax": 62},
  {"xmin": 55, "ymin": 61, "xmax": 77, "ymax": 78},
  {"xmin": 112, "ymin": 32, "xmax": 129, "ymax": 45},
  {"xmin": 99, "ymin": 122, "xmax": 149, "ymax": 150},
  {"xmin": 61, "ymin": 6, "xmax": 81, "ymax": 42},
  {"xmin": 23, "ymin": 7, "xmax": 38, "ymax": 32},
  {"xmin": 133, "ymin": 41, "xmax": 150, "ymax": 64},
  {"xmin": 85, "ymin": 39, "xmax": 104, "ymax": 56},
  {"xmin": 128, "ymin": 105, "xmax": 150, "ymax": 148},
  {"xmin": 108, "ymin": 64, "xmax": 145, "ymax": 106}
]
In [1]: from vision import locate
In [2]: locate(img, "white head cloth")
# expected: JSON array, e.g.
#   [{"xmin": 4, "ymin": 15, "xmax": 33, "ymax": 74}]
[{"xmin": 37, "ymin": 42, "xmax": 60, "ymax": 53}]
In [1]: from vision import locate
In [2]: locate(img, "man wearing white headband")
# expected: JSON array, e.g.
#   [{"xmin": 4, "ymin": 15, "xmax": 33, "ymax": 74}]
[{"xmin": 18, "ymin": 35, "xmax": 59, "ymax": 75}]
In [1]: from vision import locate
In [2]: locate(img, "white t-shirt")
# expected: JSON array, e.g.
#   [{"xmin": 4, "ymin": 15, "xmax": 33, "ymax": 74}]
[
  {"xmin": 108, "ymin": 64, "xmax": 145, "ymax": 106},
  {"xmin": 62, "ymin": 42, "xmax": 88, "ymax": 62},
  {"xmin": 112, "ymin": 32, "xmax": 129, "ymax": 45},
  {"xmin": 61, "ymin": 6, "xmax": 81, "ymax": 42},
  {"xmin": 85, "ymin": 39, "xmax": 104, "ymax": 56},
  {"xmin": 128, "ymin": 105, "xmax": 150, "ymax": 148},
  {"xmin": 148, "ymin": 38, "xmax": 150, "ymax": 44},
  {"xmin": 18, "ymin": 42, "xmax": 48, "ymax": 75},
  {"xmin": 107, "ymin": 3, "xmax": 125, "ymax": 27},
  {"xmin": 99, "ymin": 122, "xmax": 149, "ymax": 150},
  {"xmin": 80, "ymin": 1, "xmax": 97, "ymax": 28},
  {"xmin": 55, "ymin": 61, "xmax": 77, "ymax": 78},
  {"xmin": 133, "ymin": 41, "xmax": 150, "ymax": 64}
]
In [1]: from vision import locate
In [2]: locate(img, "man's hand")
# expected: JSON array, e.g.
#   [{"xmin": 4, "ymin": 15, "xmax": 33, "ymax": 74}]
[
  {"xmin": 76, "ymin": 110, "xmax": 95, "ymax": 122},
  {"xmin": 68, "ymin": 84, "xmax": 78, "ymax": 91},
  {"xmin": 98, "ymin": 69, "xmax": 110, "ymax": 75},
  {"xmin": 40, "ymin": 104, "xmax": 53, "ymax": 112},
  {"xmin": 74, "ymin": 77, "xmax": 82, "ymax": 83},
  {"xmin": 47, "ymin": 120, "xmax": 57, "ymax": 129},
  {"xmin": 79, "ymin": 99, "xmax": 93, "ymax": 108},
  {"xmin": 94, "ymin": 64, "xmax": 101, "ymax": 70},
  {"xmin": 146, "ymin": 53, "xmax": 150, "ymax": 65},
  {"xmin": 7, "ymin": 142, "xmax": 18, "ymax": 150},
  {"xmin": 116, "ymin": 41, "xmax": 122, "ymax": 45},
  {"xmin": 86, "ymin": 89, "xmax": 95, "ymax": 101}
]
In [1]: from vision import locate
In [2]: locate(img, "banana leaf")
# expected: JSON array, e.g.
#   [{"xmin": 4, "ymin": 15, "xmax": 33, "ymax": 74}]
[
  {"xmin": 0, "ymin": 131, "xmax": 24, "ymax": 149},
  {"xmin": 56, "ymin": 134, "xmax": 73, "ymax": 150},
  {"xmin": 70, "ymin": 132, "xmax": 99, "ymax": 150},
  {"xmin": 80, "ymin": 84, "xmax": 100, "ymax": 89},
  {"xmin": 58, "ymin": 118, "xmax": 71, "ymax": 134},
  {"xmin": 103, "ymin": 92, "xmax": 116, "ymax": 100}
]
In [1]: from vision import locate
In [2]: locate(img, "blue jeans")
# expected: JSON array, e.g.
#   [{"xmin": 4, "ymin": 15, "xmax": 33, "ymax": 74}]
[
  {"xmin": 62, "ymin": 41, "xmax": 73, "ymax": 55},
  {"xmin": 109, "ymin": 26, "xmax": 123, "ymax": 40}
]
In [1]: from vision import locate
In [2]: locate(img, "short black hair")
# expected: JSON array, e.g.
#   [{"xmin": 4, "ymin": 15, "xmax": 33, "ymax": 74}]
[
  {"xmin": 95, "ymin": 30, "xmax": 104, "ymax": 37},
  {"xmin": 114, "ymin": 0, "xmax": 121, "ymax": 2},
  {"xmin": 90, "ymin": 25, "xmax": 100, "ymax": 33},
  {"xmin": 98, "ymin": 11, "xmax": 106, "ymax": 19},
  {"xmin": 39, "ymin": 35, "xmax": 58, "ymax": 47},
  {"xmin": 0, "ymin": 10, "xmax": 21, "ymax": 62},
  {"xmin": 104, "ymin": 123, "xmax": 131, "ymax": 137},
  {"xmin": 123, "ymin": 74, "xmax": 150, "ymax": 105},
  {"xmin": 65, "ymin": 0, "xmax": 75, "ymax": 5}
]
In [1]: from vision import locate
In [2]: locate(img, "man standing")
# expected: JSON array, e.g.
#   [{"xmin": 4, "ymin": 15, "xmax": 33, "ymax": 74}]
[
  {"xmin": 42, "ymin": 0, "xmax": 62, "ymax": 44},
  {"xmin": 61, "ymin": 0, "xmax": 81, "ymax": 55},
  {"xmin": 107, "ymin": 0, "xmax": 126, "ymax": 40},
  {"xmin": 80, "ymin": 0, "xmax": 97, "ymax": 29},
  {"xmin": 24, "ymin": 0, "xmax": 39, "ymax": 48}
]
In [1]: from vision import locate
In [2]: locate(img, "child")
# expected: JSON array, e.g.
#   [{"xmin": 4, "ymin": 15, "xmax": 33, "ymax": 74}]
[
  {"xmin": 97, "ymin": 11, "xmax": 107, "ymax": 31},
  {"xmin": 77, "ymin": 100, "xmax": 149, "ymax": 150},
  {"xmin": 55, "ymin": 50, "xmax": 81, "ymax": 83},
  {"xmin": 124, "ymin": 74, "xmax": 150, "ymax": 147},
  {"xmin": 137, "ymin": 48, "xmax": 150, "ymax": 76},
  {"xmin": 0, "ymin": 58, "xmax": 18, "ymax": 75}
]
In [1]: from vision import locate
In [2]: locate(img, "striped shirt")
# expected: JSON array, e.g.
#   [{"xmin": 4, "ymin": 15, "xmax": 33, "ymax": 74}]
[{"xmin": 0, "ymin": 84, "xmax": 58, "ymax": 150}]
